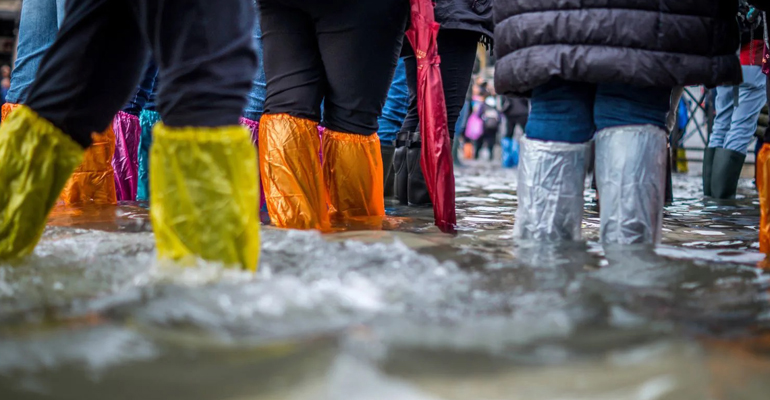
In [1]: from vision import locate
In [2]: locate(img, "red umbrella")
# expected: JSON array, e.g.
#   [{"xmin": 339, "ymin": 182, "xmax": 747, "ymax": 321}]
[{"xmin": 406, "ymin": 0, "xmax": 457, "ymax": 233}]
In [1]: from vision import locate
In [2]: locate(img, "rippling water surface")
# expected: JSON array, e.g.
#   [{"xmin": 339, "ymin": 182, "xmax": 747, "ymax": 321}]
[{"xmin": 1, "ymin": 163, "xmax": 769, "ymax": 400}]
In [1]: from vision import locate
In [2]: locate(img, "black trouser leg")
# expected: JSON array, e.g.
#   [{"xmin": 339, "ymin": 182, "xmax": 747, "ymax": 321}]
[
  {"xmin": 26, "ymin": 0, "xmax": 148, "ymax": 148},
  {"xmin": 140, "ymin": 0, "xmax": 256, "ymax": 127},
  {"xmin": 259, "ymin": 0, "xmax": 325, "ymax": 123},
  {"xmin": 400, "ymin": 29, "xmax": 480, "ymax": 139}
]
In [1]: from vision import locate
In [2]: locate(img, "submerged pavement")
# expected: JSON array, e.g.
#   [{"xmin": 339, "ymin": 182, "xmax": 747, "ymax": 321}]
[{"xmin": 1, "ymin": 163, "xmax": 769, "ymax": 400}]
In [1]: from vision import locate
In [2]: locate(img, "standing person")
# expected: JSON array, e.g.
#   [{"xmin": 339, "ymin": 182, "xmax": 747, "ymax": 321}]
[
  {"xmin": 394, "ymin": 0, "xmax": 494, "ymax": 206},
  {"xmin": 1, "ymin": 0, "xmax": 118, "ymax": 206},
  {"xmin": 704, "ymin": 7, "xmax": 767, "ymax": 199},
  {"xmin": 495, "ymin": 0, "xmax": 742, "ymax": 244},
  {"xmin": 0, "ymin": 0, "xmax": 261, "ymax": 272},
  {"xmin": 475, "ymin": 96, "xmax": 501, "ymax": 160},
  {"xmin": 257, "ymin": 0, "xmax": 409, "ymax": 230}
]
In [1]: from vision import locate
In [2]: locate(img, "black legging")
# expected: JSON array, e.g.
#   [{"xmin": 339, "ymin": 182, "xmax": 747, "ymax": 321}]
[
  {"xmin": 400, "ymin": 29, "xmax": 481, "ymax": 139},
  {"xmin": 26, "ymin": 0, "xmax": 257, "ymax": 148},
  {"xmin": 259, "ymin": 0, "xmax": 408, "ymax": 135}
]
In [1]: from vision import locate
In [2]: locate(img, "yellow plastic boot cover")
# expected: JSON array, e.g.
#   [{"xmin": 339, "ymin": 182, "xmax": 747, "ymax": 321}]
[
  {"xmin": 322, "ymin": 129, "xmax": 385, "ymax": 221},
  {"xmin": 759, "ymin": 144, "xmax": 770, "ymax": 253},
  {"xmin": 150, "ymin": 123, "xmax": 260, "ymax": 271},
  {"xmin": 59, "ymin": 126, "xmax": 118, "ymax": 205},
  {"xmin": 259, "ymin": 114, "xmax": 330, "ymax": 231},
  {"xmin": 0, "ymin": 106, "xmax": 84, "ymax": 260}
]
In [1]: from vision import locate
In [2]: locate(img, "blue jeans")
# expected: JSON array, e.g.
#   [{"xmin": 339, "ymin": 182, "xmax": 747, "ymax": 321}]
[
  {"xmin": 243, "ymin": 1, "xmax": 265, "ymax": 122},
  {"xmin": 709, "ymin": 66, "xmax": 767, "ymax": 154},
  {"xmin": 6, "ymin": 0, "xmax": 67, "ymax": 104},
  {"xmin": 526, "ymin": 80, "xmax": 672, "ymax": 143},
  {"xmin": 122, "ymin": 61, "xmax": 159, "ymax": 116},
  {"xmin": 377, "ymin": 58, "xmax": 408, "ymax": 144}
]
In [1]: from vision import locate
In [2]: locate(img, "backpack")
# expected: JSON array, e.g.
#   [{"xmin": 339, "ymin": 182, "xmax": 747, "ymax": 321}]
[{"xmin": 481, "ymin": 98, "xmax": 501, "ymax": 133}]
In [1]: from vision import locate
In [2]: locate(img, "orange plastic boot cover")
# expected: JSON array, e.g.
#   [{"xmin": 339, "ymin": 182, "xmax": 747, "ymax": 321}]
[
  {"xmin": 59, "ymin": 126, "xmax": 118, "ymax": 205},
  {"xmin": 258, "ymin": 114, "xmax": 330, "ymax": 230},
  {"xmin": 759, "ymin": 143, "xmax": 770, "ymax": 253},
  {"xmin": 322, "ymin": 129, "xmax": 385, "ymax": 221}
]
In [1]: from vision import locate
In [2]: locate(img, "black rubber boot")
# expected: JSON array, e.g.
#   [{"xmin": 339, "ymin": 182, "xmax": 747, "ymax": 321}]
[
  {"xmin": 407, "ymin": 146, "xmax": 432, "ymax": 206},
  {"xmin": 710, "ymin": 148, "xmax": 746, "ymax": 199},
  {"xmin": 394, "ymin": 142, "xmax": 408, "ymax": 205},
  {"xmin": 381, "ymin": 143, "xmax": 396, "ymax": 198},
  {"xmin": 702, "ymin": 147, "xmax": 716, "ymax": 197}
]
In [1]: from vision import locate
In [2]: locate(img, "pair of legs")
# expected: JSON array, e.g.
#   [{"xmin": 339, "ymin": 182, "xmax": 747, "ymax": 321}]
[
  {"xmin": 114, "ymin": 62, "xmax": 159, "ymax": 201},
  {"xmin": 0, "ymin": 0, "xmax": 260, "ymax": 270},
  {"xmin": 517, "ymin": 79, "xmax": 671, "ymax": 244},
  {"xmin": 395, "ymin": 28, "xmax": 480, "ymax": 206},
  {"xmin": 704, "ymin": 66, "xmax": 767, "ymax": 198},
  {"xmin": 474, "ymin": 131, "xmax": 496, "ymax": 160},
  {"xmin": 257, "ymin": 0, "xmax": 408, "ymax": 230}
]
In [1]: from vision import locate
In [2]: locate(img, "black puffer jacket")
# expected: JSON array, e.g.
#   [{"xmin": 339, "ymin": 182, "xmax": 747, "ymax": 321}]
[
  {"xmin": 494, "ymin": 1, "xmax": 743, "ymax": 96},
  {"xmin": 435, "ymin": 0, "xmax": 495, "ymax": 44}
]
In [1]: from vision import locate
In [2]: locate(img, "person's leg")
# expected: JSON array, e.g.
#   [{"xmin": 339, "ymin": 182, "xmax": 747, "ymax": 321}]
[
  {"xmin": 239, "ymin": 2, "xmax": 267, "ymax": 213},
  {"xmin": 395, "ymin": 29, "xmax": 479, "ymax": 206},
  {"xmin": 134, "ymin": 62, "xmax": 160, "ymax": 202},
  {"xmin": 138, "ymin": 0, "xmax": 260, "ymax": 270},
  {"xmin": 242, "ymin": 1, "xmax": 266, "ymax": 123},
  {"xmin": 5, "ymin": 0, "xmax": 62, "ymax": 105},
  {"xmin": 711, "ymin": 66, "xmax": 768, "ymax": 199},
  {"xmin": 708, "ymin": 86, "xmax": 734, "ymax": 149},
  {"xmin": 514, "ymin": 79, "xmax": 594, "ymax": 242},
  {"xmin": 378, "ymin": 59, "xmax": 409, "ymax": 198},
  {"xmin": 594, "ymin": 83, "xmax": 672, "ymax": 245},
  {"xmin": 314, "ymin": 0, "xmax": 408, "ymax": 220},
  {"xmin": 258, "ymin": 0, "xmax": 328, "ymax": 230},
  {"xmin": 0, "ymin": 0, "xmax": 148, "ymax": 260}
]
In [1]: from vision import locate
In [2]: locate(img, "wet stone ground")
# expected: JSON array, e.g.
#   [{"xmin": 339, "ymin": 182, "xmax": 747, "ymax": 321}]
[{"xmin": 1, "ymin": 161, "xmax": 769, "ymax": 400}]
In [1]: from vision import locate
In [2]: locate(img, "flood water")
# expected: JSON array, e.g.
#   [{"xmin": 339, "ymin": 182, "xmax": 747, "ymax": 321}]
[{"xmin": 1, "ymin": 162, "xmax": 769, "ymax": 400}]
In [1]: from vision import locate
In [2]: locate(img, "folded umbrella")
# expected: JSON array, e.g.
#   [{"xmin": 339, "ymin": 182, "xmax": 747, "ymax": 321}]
[{"xmin": 405, "ymin": 0, "xmax": 456, "ymax": 233}]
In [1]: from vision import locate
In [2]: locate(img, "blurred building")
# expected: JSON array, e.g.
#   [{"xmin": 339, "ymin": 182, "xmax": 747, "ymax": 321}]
[{"xmin": 0, "ymin": 0, "xmax": 20, "ymax": 67}]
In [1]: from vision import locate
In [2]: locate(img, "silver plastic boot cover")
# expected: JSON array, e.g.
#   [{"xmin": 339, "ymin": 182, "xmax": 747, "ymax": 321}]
[
  {"xmin": 514, "ymin": 137, "xmax": 588, "ymax": 241},
  {"xmin": 595, "ymin": 125, "xmax": 667, "ymax": 245}
]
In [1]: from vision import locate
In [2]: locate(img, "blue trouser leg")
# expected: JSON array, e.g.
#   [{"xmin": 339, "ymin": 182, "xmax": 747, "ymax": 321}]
[
  {"xmin": 123, "ymin": 61, "xmax": 159, "ymax": 117},
  {"xmin": 594, "ymin": 83, "xmax": 671, "ymax": 130},
  {"xmin": 709, "ymin": 85, "xmax": 736, "ymax": 148},
  {"xmin": 722, "ymin": 66, "xmax": 767, "ymax": 154},
  {"xmin": 377, "ymin": 58, "xmax": 409, "ymax": 145},
  {"xmin": 6, "ymin": 0, "xmax": 67, "ymax": 104},
  {"xmin": 242, "ymin": 1, "xmax": 265, "ymax": 122},
  {"xmin": 526, "ymin": 79, "xmax": 596, "ymax": 143}
]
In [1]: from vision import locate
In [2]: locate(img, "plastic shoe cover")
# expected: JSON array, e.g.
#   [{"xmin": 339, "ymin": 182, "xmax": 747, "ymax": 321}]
[
  {"xmin": 258, "ymin": 114, "xmax": 329, "ymax": 231},
  {"xmin": 322, "ymin": 129, "xmax": 385, "ymax": 221},
  {"xmin": 759, "ymin": 144, "xmax": 770, "ymax": 253},
  {"xmin": 1, "ymin": 103, "xmax": 21, "ymax": 123},
  {"xmin": 150, "ymin": 123, "xmax": 260, "ymax": 271},
  {"xmin": 59, "ymin": 126, "xmax": 118, "ymax": 205},
  {"xmin": 240, "ymin": 117, "xmax": 266, "ymax": 211},
  {"xmin": 514, "ymin": 137, "xmax": 588, "ymax": 242},
  {"xmin": 595, "ymin": 125, "xmax": 667, "ymax": 245},
  {"xmin": 0, "ymin": 106, "xmax": 84, "ymax": 260},
  {"xmin": 137, "ymin": 109, "xmax": 161, "ymax": 202},
  {"xmin": 112, "ymin": 111, "xmax": 141, "ymax": 201}
]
